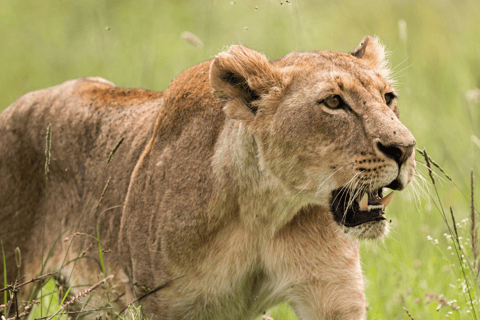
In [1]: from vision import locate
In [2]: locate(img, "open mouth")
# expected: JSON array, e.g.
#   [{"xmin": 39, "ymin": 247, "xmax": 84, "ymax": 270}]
[{"xmin": 330, "ymin": 187, "xmax": 394, "ymax": 227}]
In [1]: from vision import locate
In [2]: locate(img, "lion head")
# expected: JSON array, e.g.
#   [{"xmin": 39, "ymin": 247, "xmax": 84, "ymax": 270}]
[{"xmin": 210, "ymin": 36, "xmax": 415, "ymax": 240}]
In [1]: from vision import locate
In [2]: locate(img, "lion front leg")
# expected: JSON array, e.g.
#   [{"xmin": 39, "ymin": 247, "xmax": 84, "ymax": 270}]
[
  {"xmin": 264, "ymin": 208, "xmax": 367, "ymax": 320},
  {"xmin": 287, "ymin": 276, "xmax": 366, "ymax": 320}
]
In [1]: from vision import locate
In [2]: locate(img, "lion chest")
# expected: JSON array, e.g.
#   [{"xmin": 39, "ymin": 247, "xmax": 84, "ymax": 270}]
[
  {"xmin": 170, "ymin": 222, "xmax": 288, "ymax": 319},
  {"xmin": 189, "ymin": 267, "xmax": 286, "ymax": 320}
]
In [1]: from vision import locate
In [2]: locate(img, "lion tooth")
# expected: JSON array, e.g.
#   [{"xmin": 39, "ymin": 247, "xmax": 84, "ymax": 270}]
[
  {"xmin": 367, "ymin": 204, "xmax": 384, "ymax": 212},
  {"xmin": 358, "ymin": 193, "xmax": 368, "ymax": 211},
  {"xmin": 378, "ymin": 191, "xmax": 394, "ymax": 208}
]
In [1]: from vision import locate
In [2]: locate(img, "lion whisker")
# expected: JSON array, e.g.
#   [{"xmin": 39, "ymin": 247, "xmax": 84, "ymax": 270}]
[
  {"xmin": 390, "ymin": 57, "xmax": 409, "ymax": 72},
  {"xmin": 410, "ymin": 178, "xmax": 425, "ymax": 212},
  {"xmin": 335, "ymin": 171, "xmax": 361, "ymax": 209},
  {"xmin": 342, "ymin": 182, "xmax": 370, "ymax": 225},
  {"xmin": 413, "ymin": 169, "xmax": 431, "ymax": 192},
  {"xmin": 415, "ymin": 160, "xmax": 446, "ymax": 185},
  {"xmin": 289, "ymin": 179, "xmax": 312, "ymax": 201},
  {"xmin": 413, "ymin": 166, "xmax": 431, "ymax": 184},
  {"xmin": 342, "ymin": 176, "xmax": 366, "ymax": 223},
  {"xmin": 412, "ymin": 171, "xmax": 430, "ymax": 199},
  {"xmin": 332, "ymin": 171, "xmax": 361, "ymax": 213},
  {"xmin": 390, "ymin": 62, "xmax": 414, "ymax": 79},
  {"xmin": 347, "ymin": 178, "xmax": 365, "ymax": 209},
  {"xmin": 314, "ymin": 161, "xmax": 355, "ymax": 198}
]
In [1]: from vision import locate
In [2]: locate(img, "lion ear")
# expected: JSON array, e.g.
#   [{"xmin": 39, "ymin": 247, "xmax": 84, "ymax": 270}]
[
  {"xmin": 351, "ymin": 36, "xmax": 390, "ymax": 78},
  {"xmin": 210, "ymin": 45, "xmax": 287, "ymax": 121}
]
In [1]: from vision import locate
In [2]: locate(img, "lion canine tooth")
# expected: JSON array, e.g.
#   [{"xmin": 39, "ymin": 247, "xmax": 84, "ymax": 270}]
[
  {"xmin": 378, "ymin": 191, "xmax": 394, "ymax": 207},
  {"xmin": 358, "ymin": 193, "xmax": 368, "ymax": 211}
]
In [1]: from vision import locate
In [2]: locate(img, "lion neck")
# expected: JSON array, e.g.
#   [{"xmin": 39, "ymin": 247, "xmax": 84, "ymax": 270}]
[{"xmin": 212, "ymin": 119, "xmax": 312, "ymax": 237}]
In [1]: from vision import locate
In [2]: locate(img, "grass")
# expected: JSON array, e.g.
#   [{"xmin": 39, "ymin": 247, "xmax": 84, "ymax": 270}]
[
  {"xmin": 28, "ymin": 279, "xmax": 67, "ymax": 320},
  {"xmin": 1, "ymin": 0, "xmax": 480, "ymax": 319}
]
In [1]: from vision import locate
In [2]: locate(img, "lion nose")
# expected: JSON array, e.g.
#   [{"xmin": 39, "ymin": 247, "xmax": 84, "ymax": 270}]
[{"xmin": 376, "ymin": 141, "xmax": 416, "ymax": 168}]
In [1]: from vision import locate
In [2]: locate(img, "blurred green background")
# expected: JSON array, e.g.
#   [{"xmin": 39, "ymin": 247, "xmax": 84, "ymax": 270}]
[{"xmin": 1, "ymin": 0, "xmax": 480, "ymax": 319}]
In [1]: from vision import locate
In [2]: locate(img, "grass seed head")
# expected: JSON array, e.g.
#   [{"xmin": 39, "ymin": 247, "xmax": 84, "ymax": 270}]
[{"xmin": 14, "ymin": 248, "xmax": 21, "ymax": 269}]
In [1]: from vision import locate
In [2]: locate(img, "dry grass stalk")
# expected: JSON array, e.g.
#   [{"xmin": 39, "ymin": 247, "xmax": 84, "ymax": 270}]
[
  {"xmin": 4, "ymin": 279, "xmax": 19, "ymax": 318},
  {"xmin": 117, "ymin": 276, "xmax": 184, "ymax": 317},
  {"xmin": 5, "ymin": 300, "xmax": 39, "ymax": 320},
  {"xmin": 107, "ymin": 137, "xmax": 124, "ymax": 164},
  {"xmin": 45, "ymin": 123, "xmax": 52, "ymax": 178},
  {"xmin": 403, "ymin": 307, "xmax": 414, "ymax": 320},
  {"xmin": 32, "ymin": 307, "xmax": 113, "ymax": 320},
  {"xmin": 62, "ymin": 232, "xmax": 82, "ymax": 243},
  {"xmin": 416, "ymin": 148, "xmax": 452, "ymax": 182},
  {"xmin": 450, "ymin": 208, "xmax": 461, "ymax": 248},
  {"xmin": 95, "ymin": 176, "xmax": 111, "ymax": 211},
  {"xmin": 44, "ymin": 275, "xmax": 113, "ymax": 320},
  {"xmin": 471, "ymin": 170, "xmax": 479, "ymax": 275},
  {"xmin": 0, "ymin": 271, "xmax": 57, "ymax": 294},
  {"xmin": 420, "ymin": 293, "xmax": 460, "ymax": 310},
  {"xmin": 419, "ymin": 148, "xmax": 435, "ymax": 185},
  {"xmin": 14, "ymin": 248, "xmax": 20, "ymax": 270},
  {"xmin": 80, "ymin": 241, "xmax": 96, "ymax": 257},
  {"xmin": 60, "ymin": 275, "xmax": 113, "ymax": 310}
]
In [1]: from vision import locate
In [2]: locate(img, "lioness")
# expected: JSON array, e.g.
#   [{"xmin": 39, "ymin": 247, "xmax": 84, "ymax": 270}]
[{"xmin": 0, "ymin": 36, "xmax": 415, "ymax": 319}]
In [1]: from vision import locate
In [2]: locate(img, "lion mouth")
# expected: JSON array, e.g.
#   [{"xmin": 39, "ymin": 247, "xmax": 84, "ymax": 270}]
[{"xmin": 330, "ymin": 187, "xmax": 394, "ymax": 227}]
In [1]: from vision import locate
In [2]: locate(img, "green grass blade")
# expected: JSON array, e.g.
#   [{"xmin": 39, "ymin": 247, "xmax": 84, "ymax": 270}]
[
  {"xmin": 96, "ymin": 221, "xmax": 106, "ymax": 278},
  {"xmin": 95, "ymin": 176, "xmax": 111, "ymax": 279},
  {"xmin": 54, "ymin": 276, "xmax": 78, "ymax": 319}
]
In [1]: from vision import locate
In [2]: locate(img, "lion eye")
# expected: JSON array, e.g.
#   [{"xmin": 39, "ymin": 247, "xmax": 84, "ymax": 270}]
[
  {"xmin": 385, "ymin": 93, "xmax": 395, "ymax": 106},
  {"xmin": 324, "ymin": 95, "xmax": 342, "ymax": 109}
]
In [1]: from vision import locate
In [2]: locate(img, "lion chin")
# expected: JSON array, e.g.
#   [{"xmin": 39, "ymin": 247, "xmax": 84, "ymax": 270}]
[{"xmin": 0, "ymin": 36, "xmax": 415, "ymax": 320}]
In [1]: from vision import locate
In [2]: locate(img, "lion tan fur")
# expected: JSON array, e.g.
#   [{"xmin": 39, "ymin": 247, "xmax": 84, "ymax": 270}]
[{"xmin": 0, "ymin": 36, "xmax": 415, "ymax": 319}]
